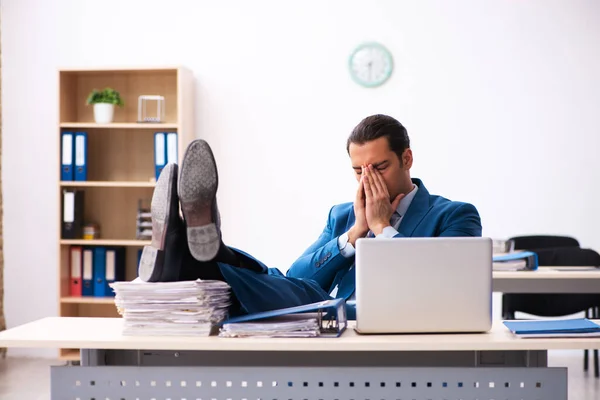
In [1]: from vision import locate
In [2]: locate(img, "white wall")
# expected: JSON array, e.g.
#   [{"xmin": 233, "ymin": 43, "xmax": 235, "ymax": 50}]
[{"xmin": 2, "ymin": 0, "xmax": 600, "ymax": 356}]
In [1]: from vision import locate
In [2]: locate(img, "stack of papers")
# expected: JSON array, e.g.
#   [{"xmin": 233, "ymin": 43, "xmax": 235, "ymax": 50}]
[
  {"xmin": 504, "ymin": 318, "xmax": 600, "ymax": 338},
  {"xmin": 493, "ymin": 251, "xmax": 538, "ymax": 271},
  {"xmin": 219, "ymin": 315, "xmax": 321, "ymax": 338},
  {"xmin": 493, "ymin": 259, "xmax": 528, "ymax": 270},
  {"xmin": 109, "ymin": 279, "xmax": 231, "ymax": 336}
]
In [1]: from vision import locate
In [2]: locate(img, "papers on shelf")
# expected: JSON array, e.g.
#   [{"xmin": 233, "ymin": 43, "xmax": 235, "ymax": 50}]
[
  {"xmin": 109, "ymin": 279, "xmax": 231, "ymax": 336},
  {"xmin": 504, "ymin": 318, "xmax": 600, "ymax": 338}
]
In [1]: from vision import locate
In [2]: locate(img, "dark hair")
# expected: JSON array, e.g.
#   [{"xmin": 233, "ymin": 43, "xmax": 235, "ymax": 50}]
[{"xmin": 346, "ymin": 114, "xmax": 410, "ymax": 163}]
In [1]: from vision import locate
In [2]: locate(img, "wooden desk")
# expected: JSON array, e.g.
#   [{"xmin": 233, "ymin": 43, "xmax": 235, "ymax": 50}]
[
  {"xmin": 2, "ymin": 317, "xmax": 599, "ymax": 399},
  {"xmin": 493, "ymin": 266, "xmax": 600, "ymax": 293},
  {"xmin": 1, "ymin": 317, "xmax": 599, "ymax": 352}
]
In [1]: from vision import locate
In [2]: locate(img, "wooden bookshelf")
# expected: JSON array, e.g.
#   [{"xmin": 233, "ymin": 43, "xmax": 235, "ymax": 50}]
[
  {"xmin": 60, "ymin": 122, "xmax": 178, "ymax": 129},
  {"xmin": 57, "ymin": 66, "xmax": 194, "ymax": 360},
  {"xmin": 60, "ymin": 297, "xmax": 116, "ymax": 305}
]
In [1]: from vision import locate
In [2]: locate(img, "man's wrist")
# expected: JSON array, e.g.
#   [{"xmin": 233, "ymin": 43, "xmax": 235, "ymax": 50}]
[
  {"xmin": 348, "ymin": 226, "xmax": 367, "ymax": 246},
  {"xmin": 377, "ymin": 226, "xmax": 399, "ymax": 239},
  {"xmin": 370, "ymin": 222, "xmax": 389, "ymax": 236},
  {"xmin": 338, "ymin": 232, "xmax": 356, "ymax": 258}
]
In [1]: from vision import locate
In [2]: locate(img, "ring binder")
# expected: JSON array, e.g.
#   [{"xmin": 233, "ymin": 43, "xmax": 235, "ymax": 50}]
[
  {"xmin": 493, "ymin": 251, "xmax": 538, "ymax": 271},
  {"xmin": 220, "ymin": 298, "xmax": 347, "ymax": 337},
  {"xmin": 61, "ymin": 132, "xmax": 74, "ymax": 181},
  {"xmin": 74, "ymin": 131, "xmax": 88, "ymax": 181}
]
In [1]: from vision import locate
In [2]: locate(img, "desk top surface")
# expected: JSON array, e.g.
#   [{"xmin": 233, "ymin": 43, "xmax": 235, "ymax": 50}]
[
  {"xmin": 494, "ymin": 266, "xmax": 600, "ymax": 279},
  {"xmin": 1, "ymin": 317, "xmax": 599, "ymax": 352}
]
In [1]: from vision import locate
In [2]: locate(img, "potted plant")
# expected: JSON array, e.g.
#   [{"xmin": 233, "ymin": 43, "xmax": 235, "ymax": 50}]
[{"xmin": 86, "ymin": 87, "xmax": 125, "ymax": 123}]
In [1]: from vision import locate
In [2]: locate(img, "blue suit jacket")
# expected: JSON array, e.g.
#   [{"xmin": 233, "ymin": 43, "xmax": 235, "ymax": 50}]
[{"xmin": 286, "ymin": 178, "xmax": 482, "ymax": 300}]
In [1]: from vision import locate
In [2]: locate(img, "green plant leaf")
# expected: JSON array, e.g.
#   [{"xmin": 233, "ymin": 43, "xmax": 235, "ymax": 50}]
[{"xmin": 86, "ymin": 87, "xmax": 125, "ymax": 107}]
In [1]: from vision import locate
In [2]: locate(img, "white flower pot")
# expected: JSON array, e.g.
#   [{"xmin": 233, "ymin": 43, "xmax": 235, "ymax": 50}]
[{"xmin": 93, "ymin": 103, "xmax": 115, "ymax": 124}]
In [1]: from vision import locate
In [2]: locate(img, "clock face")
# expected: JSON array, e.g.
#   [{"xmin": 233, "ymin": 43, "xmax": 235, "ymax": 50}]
[{"xmin": 348, "ymin": 42, "xmax": 394, "ymax": 88}]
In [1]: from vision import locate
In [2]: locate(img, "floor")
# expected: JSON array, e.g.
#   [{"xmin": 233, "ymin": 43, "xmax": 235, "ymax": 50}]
[{"xmin": 0, "ymin": 351, "xmax": 599, "ymax": 399}]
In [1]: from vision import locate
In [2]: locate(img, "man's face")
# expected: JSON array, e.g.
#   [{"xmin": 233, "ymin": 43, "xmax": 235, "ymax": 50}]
[{"xmin": 348, "ymin": 136, "xmax": 412, "ymax": 200}]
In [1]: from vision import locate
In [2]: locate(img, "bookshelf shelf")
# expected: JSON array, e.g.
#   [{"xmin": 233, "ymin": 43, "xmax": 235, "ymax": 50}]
[
  {"xmin": 57, "ymin": 66, "xmax": 194, "ymax": 360},
  {"xmin": 60, "ymin": 122, "xmax": 178, "ymax": 129},
  {"xmin": 60, "ymin": 297, "xmax": 116, "ymax": 305},
  {"xmin": 60, "ymin": 239, "xmax": 151, "ymax": 246},
  {"xmin": 60, "ymin": 181, "xmax": 156, "ymax": 188},
  {"xmin": 59, "ymin": 66, "xmax": 182, "ymax": 73},
  {"xmin": 60, "ymin": 349, "xmax": 81, "ymax": 361}
]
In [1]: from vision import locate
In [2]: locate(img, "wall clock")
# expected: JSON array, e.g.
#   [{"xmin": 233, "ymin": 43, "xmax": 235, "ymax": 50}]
[{"xmin": 348, "ymin": 42, "xmax": 394, "ymax": 88}]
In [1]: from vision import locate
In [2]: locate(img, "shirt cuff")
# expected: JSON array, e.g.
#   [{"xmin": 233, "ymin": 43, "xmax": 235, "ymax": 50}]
[
  {"xmin": 337, "ymin": 232, "xmax": 356, "ymax": 258},
  {"xmin": 376, "ymin": 226, "xmax": 399, "ymax": 239}
]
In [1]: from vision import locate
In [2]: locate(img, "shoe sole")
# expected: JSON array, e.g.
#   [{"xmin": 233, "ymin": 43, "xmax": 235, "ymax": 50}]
[
  {"xmin": 138, "ymin": 163, "xmax": 177, "ymax": 282},
  {"xmin": 179, "ymin": 140, "xmax": 220, "ymax": 261}
]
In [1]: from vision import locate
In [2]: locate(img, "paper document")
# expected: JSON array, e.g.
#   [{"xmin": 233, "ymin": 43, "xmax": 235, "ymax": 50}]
[
  {"xmin": 550, "ymin": 267, "xmax": 600, "ymax": 272},
  {"xmin": 493, "ymin": 260, "xmax": 527, "ymax": 271}
]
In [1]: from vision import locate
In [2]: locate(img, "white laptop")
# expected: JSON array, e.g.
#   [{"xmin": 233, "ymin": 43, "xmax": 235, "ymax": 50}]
[{"xmin": 354, "ymin": 237, "xmax": 493, "ymax": 334}]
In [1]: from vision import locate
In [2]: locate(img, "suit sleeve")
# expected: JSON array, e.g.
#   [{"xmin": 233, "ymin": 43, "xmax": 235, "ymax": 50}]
[
  {"xmin": 438, "ymin": 203, "xmax": 482, "ymax": 237},
  {"xmin": 286, "ymin": 206, "xmax": 355, "ymax": 291}
]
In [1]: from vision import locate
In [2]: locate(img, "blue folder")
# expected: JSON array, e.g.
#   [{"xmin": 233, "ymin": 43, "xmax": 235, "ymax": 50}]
[
  {"xmin": 166, "ymin": 132, "xmax": 178, "ymax": 165},
  {"xmin": 93, "ymin": 247, "xmax": 107, "ymax": 297},
  {"xmin": 74, "ymin": 131, "xmax": 88, "ymax": 181},
  {"xmin": 493, "ymin": 250, "xmax": 538, "ymax": 270},
  {"xmin": 61, "ymin": 132, "xmax": 74, "ymax": 181},
  {"xmin": 504, "ymin": 318, "xmax": 600, "ymax": 337},
  {"xmin": 154, "ymin": 132, "xmax": 167, "ymax": 180}
]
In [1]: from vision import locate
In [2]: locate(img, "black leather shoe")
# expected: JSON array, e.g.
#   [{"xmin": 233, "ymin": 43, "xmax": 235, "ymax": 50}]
[
  {"xmin": 178, "ymin": 139, "xmax": 222, "ymax": 261},
  {"xmin": 138, "ymin": 163, "xmax": 182, "ymax": 282}
]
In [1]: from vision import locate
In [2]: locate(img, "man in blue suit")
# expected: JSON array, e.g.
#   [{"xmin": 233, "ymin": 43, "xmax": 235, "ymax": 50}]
[
  {"xmin": 139, "ymin": 114, "xmax": 482, "ymax": 318},
  {"xmin": 286, "ymin": 114, "xmax": 482, "ymax": 305}
]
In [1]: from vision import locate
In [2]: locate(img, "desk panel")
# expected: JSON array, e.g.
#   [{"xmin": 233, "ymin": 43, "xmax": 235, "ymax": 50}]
[
  {"xmin": 51, "ymin": 365, "xmax": 567, "ymax": 400},
  {"xmin": 494, "ymin": 267, "xmax": 600, "ymax": 293}
]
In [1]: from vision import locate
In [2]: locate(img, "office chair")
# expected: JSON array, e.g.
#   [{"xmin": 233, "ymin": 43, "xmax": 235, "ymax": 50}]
[
  {"xmin": 508, "ymin": 235, "xmax": 579, "ymax": 250},
  {"xmin": 502, "ymin": 235, "xmax": 600, "ymax": 378}
]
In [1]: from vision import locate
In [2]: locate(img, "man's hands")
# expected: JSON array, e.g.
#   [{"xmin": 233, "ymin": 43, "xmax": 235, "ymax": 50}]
[
  {"xmin": 348, "ymin": 165, "xmax": 404, "ymax": 245},
  {"xmin": 363, "ymin": 164, "xmax": 404, "ymax": 236},
  {"xmin": 348, "ymin": 172, "xmax": 369, "ymax": 246}
]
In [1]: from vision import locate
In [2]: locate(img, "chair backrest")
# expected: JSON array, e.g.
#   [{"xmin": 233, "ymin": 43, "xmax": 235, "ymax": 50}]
[
  {"xmin": 509, "ymin": 235, "xmax": 579, "ymax": 250},
  {"xmin": 533, "ymin": 247, "xmax": 600, "ymax": 267},
  {"xmin": 502, "ymin": 235, "xmax": 600, "ymax": 319}
]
